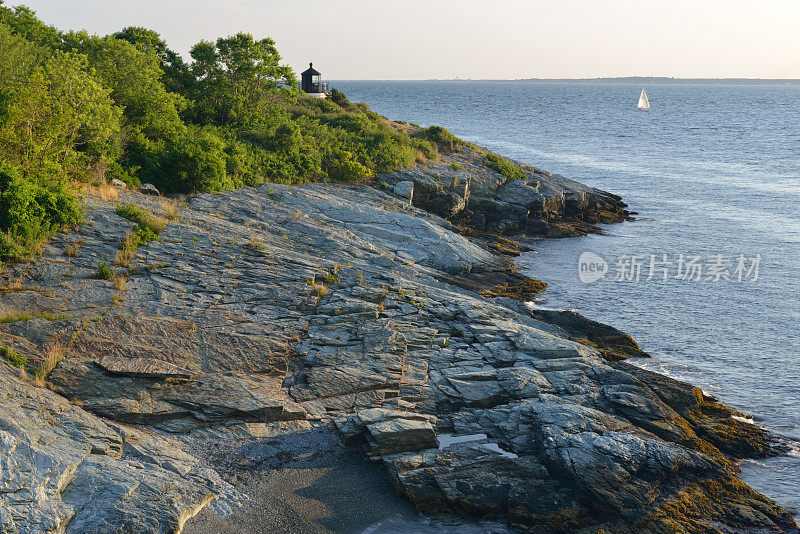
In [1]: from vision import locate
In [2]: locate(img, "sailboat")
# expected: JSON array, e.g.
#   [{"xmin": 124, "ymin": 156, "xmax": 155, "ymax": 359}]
[{"xmin": 637, "ymin": 89, "xmax": 651, "ymax": 111}]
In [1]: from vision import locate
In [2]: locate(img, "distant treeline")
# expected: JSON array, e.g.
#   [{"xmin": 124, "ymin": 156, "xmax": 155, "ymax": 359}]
[
  {"xmin": 0, "ymin": 2, "xmax": 445, "ymax": 261},
  {"xmin": 519, "ymin": 77, "xmax": 800, "ymax": 85},
  {"xmin": 420, "ymin": 77, "xmax": 800, "ymax": 85}
]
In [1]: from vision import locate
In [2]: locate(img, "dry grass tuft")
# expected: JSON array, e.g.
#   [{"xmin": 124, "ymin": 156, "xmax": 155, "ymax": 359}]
[
  {"xmin": 0, "ymin": 306, "xmax": 24, "ymax": 323},
  {"xmin": 114, "ymin": 231, "xmax": 137, "ymax": 267},
  {"xmin": 78, "ymin": 182, "xmax": 119, "ymax": 201},
  {"xmin": 113, "ymin": 275, "xmax": 128, "ymax": 292},
  {"xmin": 34, "ymin": 340, "xmax": 66, "ymax": 382},
  {"xmin": 63, "ymin": 239, "xmax": 85, "ymax": 258},
  {"xmin": 161, "ymin": 199, "xmax": 179, "ymax": 221},
  {"xmin": 312, "ymin": 283, "xmax": 328, "ymax": 298}
]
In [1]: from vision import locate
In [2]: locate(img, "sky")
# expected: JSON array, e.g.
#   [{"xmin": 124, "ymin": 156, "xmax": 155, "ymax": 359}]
[{"xmin": 11, "ymin": 0, "xmax": 800, "ymax": 80}]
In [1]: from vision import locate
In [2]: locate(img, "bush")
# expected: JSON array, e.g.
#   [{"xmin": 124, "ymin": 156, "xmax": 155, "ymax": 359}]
[
  {"xmin": 115, "ymin": 202, "xmax": 166, "ymax": 234},
  {"xmin": 325, "ymin": 150, "xmax": 373, "ymax": 183},
  {"xmin": 96, "ymin": 260, "xmax": 113, "ymax": 280},
  {"xmin": 413, "ymin": 126, "xmax": 463, "ymax": 153},
  {"xmin": 329, "ymin": 88, "xmax": 349, "ymax": 107},
  {"xmin": 484, "ymin": 153, "xmax": 526, "ymax": 182},
  {"xmin": 0, "ymin": 161, "xmax": 82, "ymax": 260}
]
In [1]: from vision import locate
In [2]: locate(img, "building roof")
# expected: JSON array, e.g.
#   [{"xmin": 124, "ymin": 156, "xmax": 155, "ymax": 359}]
[{"xmin": 301, "ymin": 62, "xmax": 321, "ymax": 76}]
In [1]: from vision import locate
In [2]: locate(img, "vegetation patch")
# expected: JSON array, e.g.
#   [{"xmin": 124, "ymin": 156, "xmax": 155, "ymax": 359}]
[
  {"xmin": 0, "ymin": 161, "xmax": 82, "ymax": 262},
  {"xmin": 481, "ymin": 276, "xmax": 547, "ymax": 301},
  {"xmin": 448, "ymin": 161, "xmax": 463, "ymax": 171},
  {"xmin": 484, "ymin": 153, "xmax": 526, "ymax": 182},
  {"xmin": 113, "ymin": 203, "xmax": 166, "ymax": 266},
  {"xmin": 0, "ymin": 5, "xmax": 474, "ymax": 262},
  {"xmin": 96, "ymin": 260, "xmax": 114, "ymax": 280},
  {"xmin": 115, "ymin": 203, "xmax": 167, "ymax": 234},
  {"xmin": 34, "ymin": 340, "xmax": 65, "ymax": 381},
  {"xmin": 412, "ymin": 126, "xmax": 467, "ymax": 153},
  {"xmin": 0, "ymin": 345, "xmax": 27, "ymax": 369},
  {"xmin": 0, "ymin": 309, "xmax": 66, "ymax": 323}
]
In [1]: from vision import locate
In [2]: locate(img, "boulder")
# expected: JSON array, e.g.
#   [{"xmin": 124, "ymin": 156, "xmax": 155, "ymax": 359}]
[
  {"xmin": 393, "ymin": 180, "xmax": 414, "ymax": 203},
  {"xmin": 138, "ymin": 183, "xmax": 160, "ymax": 196}
]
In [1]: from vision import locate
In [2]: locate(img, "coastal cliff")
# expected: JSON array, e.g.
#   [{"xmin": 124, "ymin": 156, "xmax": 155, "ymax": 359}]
[{"xmin": 0, "ymin": 151, "xmax": 796, "ymax": 534}]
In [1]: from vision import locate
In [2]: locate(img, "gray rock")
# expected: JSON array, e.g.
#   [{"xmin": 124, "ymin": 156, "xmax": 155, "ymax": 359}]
[
  {"xmin": 0, "ymin": 156, "xmax": 793, "ymax": 534},
  {"xmin": 0, "ymin": 366, "xmax": 235, "ymax": 534},
  {"xmin": 138, "ymin": 183, "xmax": 160, "ymax": 196},
  {"xmin": 393, "ymin": 180, "xmax": 414, "ymax": 203}
]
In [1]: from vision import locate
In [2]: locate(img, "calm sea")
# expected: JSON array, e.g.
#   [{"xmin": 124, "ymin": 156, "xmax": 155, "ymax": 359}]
[{"xmin": 335, "ymin": 80, "xmax": 800, "ymax": 524}]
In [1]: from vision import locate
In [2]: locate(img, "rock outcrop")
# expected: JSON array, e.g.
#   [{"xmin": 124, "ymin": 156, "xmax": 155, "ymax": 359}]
[
  {"xmin": 379, "ymin": 147, "xmax": 631, "ymax": 237},
  {"xmin": 0, "ymin": 155, "xmax": 795, "ymax": 533}
]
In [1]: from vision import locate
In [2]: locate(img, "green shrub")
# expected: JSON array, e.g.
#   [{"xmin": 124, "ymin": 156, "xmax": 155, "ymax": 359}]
[
  {"xmin": 329, "ymin": 88, "xmax": 349, "ymax": 107},
  {"xmin": 133, "ymin": 224, "xmax": 158, "ymax": 245},
  {"xmin": 413, "ymin": 126, "xmax": 463, "ymax": 153},
  {"xmin": 97, "ymin": 260, "xmax": 113, "ymax": 279},
  {"xmin": 0, "ymin": 160, "xmax": 82, "ymax": 260},
  {"xmin": 115, "ymin": 202, "xmax": 146, "ymax": 223},
  {"xmin": 411, "ymin": 138, "xmax": 437, "ymax": 160},
  {"xmin": 106, "ymin": 161, "xmax": 140, "ymax": 187},
  {"xmin": 484, "ymin": 153, "xmax": 526, "ymax": 182},
  {"xmin": 325, "ymin": 151, "xmax": 373, "ymax": 182},
  {"xmin": 115, "ymin": 202, "xmax": 166, "ymax": 234}
]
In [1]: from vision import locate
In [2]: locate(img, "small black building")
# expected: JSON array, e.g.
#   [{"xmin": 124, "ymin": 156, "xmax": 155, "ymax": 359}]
[{"xmin": 300, "ymin": 62, "xmax": 329, "ymax": 96}]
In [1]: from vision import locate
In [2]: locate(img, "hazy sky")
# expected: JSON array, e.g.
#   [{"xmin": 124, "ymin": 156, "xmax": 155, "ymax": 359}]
[{"xmin": 13, "ymin": 0, "xmax": 800, "ymax": 79}]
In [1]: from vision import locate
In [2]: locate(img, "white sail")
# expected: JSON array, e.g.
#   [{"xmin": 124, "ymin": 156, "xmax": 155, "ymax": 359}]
[{"xmin": 638, "ymin": 89, "xmax": 650, "ymax": 111}]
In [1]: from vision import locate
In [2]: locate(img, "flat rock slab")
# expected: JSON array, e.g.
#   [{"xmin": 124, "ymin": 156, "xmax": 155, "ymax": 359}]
[{"xmin": 97, "ymin": 355, "xmax": 194, "ymax": 379}]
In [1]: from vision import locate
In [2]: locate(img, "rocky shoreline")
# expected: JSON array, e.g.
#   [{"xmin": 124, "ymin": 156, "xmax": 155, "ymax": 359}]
[{"xmin": 0, "ymin": 149, "xmax": 797, "ymax": 533}]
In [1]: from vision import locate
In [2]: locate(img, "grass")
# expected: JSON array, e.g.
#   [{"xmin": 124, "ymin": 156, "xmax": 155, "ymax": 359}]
[
  {"xmin": 63, "ymin": 239, "xmax": 85, "ymax": 257},
  {"xmin": 114, "ymin": 231, "xmax": 137, "ymax": 267},
  {"xmin": 312, "ymin": 283, "xmax": 328, "ymax": 298},
  {"xmin": 34, "ymin": 340, "xmax": 65, "ymax": 382},
  {"xmin": 78, "ymin": 182, "xmax": 119, "ymax": 201},
  {"xmin": 116, "ymin": 203, "xmax": 168, "ymax": 234},
  {"xmin": 322, "ymin": 271, "xmax": 339, "ymax": 286},
  {"xmin": 111, "ymin": 274, "xmax": 128, "ymax": 304},
  {"xmin": 0, "ymin": 309, "xmax": 67, "ymax": 324},
  {"xmin": 113, "ymin": 274, "xmax": 128, "ymax": 292},
  {"xmin": 412, "ymin": 126, "xmax": 468, "ymax": 153},
  {"xmin": 112, "ymin": 203, "xmax": 168, "ymax": 267},
  {"xmin": 1, "ymin": 346, "xmax": 27, "ymax": 369},
  {"xmin": 161, "ymin": 199, "xmax": 179, "ymax": 221},
  {"xmin": 484, "ymin": 153, "xmax": 526, "ymax": 182},
  {"xmin": 245, "ymin": 237, "xmax": 267, "ymax": 252},
  {"xmin": 448, "ymin": 162, "xmax": 463, "ymax": 171},
  {"xmin": 308, "ymin": 264, "xmax": 341, "ymax": 302}
]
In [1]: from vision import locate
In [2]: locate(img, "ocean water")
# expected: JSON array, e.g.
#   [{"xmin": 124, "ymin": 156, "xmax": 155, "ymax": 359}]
[{"xmin": 336, "ymin": 80, "xmax": 800, "ymax": 523}]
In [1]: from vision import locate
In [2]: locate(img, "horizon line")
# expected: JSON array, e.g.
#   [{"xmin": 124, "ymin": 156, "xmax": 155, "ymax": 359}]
[{"xmin": 330, "ymin": 76, "xmax": 800, "ymax": 83}]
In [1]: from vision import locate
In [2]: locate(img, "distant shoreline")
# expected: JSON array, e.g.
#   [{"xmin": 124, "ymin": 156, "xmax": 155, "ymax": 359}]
[{"xmin": 334, "ymin": 77, "xmax": 800, "ymax": 85}]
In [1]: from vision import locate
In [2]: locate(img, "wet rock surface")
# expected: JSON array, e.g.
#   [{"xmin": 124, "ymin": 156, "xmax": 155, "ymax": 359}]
[{"xmin": 0, "ymin": 157, "xmax": 796, "ymax": 533}]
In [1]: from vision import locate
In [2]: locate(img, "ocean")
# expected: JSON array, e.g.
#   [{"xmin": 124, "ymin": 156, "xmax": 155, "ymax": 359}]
[{"xmin": 335, "ymin": 80, "xmax": 800, "ymax": 523}]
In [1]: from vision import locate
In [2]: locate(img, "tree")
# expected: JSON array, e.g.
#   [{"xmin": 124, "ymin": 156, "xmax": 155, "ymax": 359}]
[
  {"xmin": 0, "ymin": 2, "xmax": 61, "ymax": 48},
  {"xmin": 188, "ymin": 33, "xmax": 296, "ymax": 125},
  {"xmin": 113, "ymin": 26, "xmax": 193, "ymax": 94},
  {"xmin": 62, "ymin": 32, "xmax": 185, "ymax": 141},
  {"xmin": 0, "ymin": 24, "xmax": 121, "ymax": 181}
]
